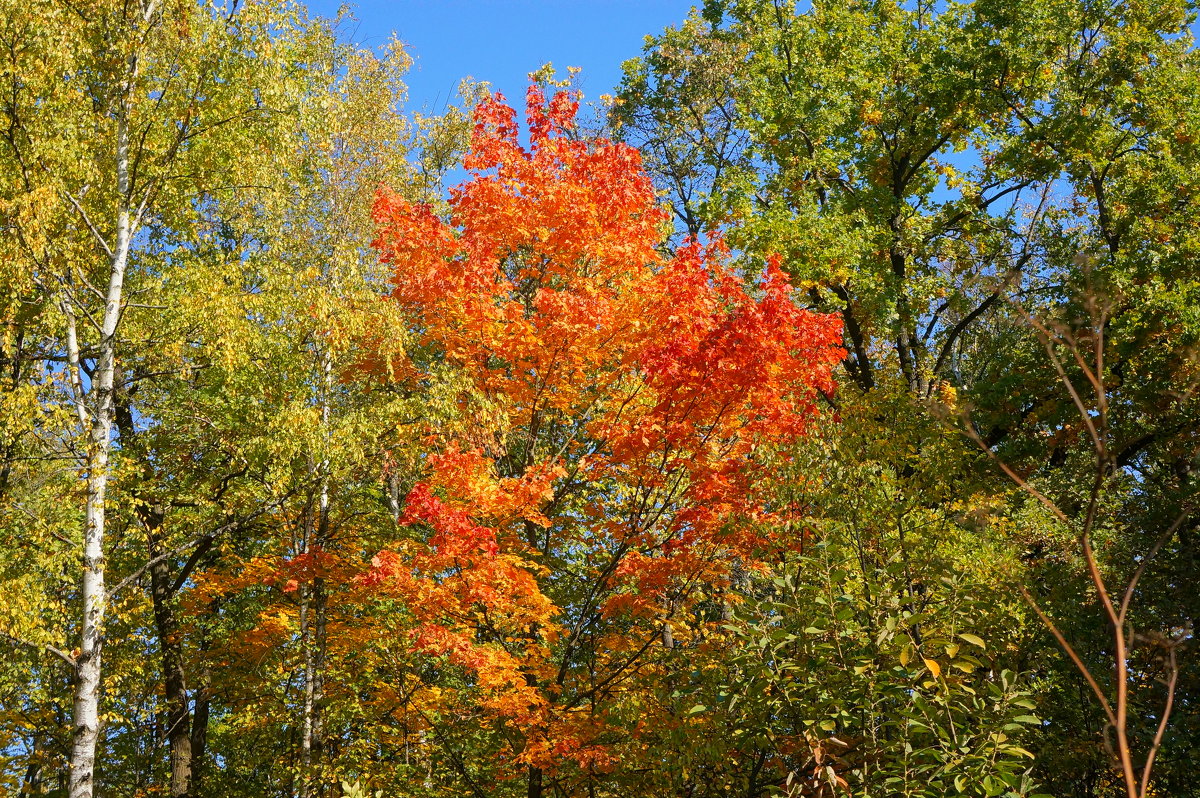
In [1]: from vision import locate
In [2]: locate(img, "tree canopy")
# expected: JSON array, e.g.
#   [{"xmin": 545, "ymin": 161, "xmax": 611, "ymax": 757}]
[{"xmin": 1, "ymin": 1, "xmax": 1197, "ymax": 797}]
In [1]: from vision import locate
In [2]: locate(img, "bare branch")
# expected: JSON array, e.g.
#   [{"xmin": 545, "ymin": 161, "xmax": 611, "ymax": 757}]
[
  {"xmin": 62, "ymin": 191, "xmax": 114, "ymax": 259},
  {"xmin": 1119, "ymin": 510, "xmax": 1189, "ymax": 625},
  {"xmin": 1, "ymin": 628, "xmax": 77, "ymax": 671},
  {"xmin": 1140, "ymin": 643, "xmax": 1180, "ymax": 797}
]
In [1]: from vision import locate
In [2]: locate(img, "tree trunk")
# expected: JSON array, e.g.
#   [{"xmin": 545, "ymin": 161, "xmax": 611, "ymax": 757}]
[
  {"xmin": 299, "ymin": 345, "xmax": 333, "ymax": 797},
  {"xmin": 67, "ymin": 78, "xmax": 134, "ymax": 798},
  {"xmin": 67, "ymin": 252, "xmax": 123, "ymax": 798},
  {"xmin": 527, "ymin": 764, "xmax": 543, "ymax": 798},
  {"xmin": 298, "ymin": 577, "xmax": 327, "ymax": 798},
  {"xmin": 147, "ymin": 518, "xmax": 194, "ymax": 797},
  {"xmin": 191, "ymin": 609, "xmax": 214, "ymax": 796},
  {"xmin": 18, "ymin": 735, "xmax": 42, "ymax": 797},
  {"xmin": 117, "ymin": 384, "xmax": 199, "ymax": 798}
]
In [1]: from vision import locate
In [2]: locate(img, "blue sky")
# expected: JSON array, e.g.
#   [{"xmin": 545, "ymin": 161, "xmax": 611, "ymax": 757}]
[{"xmin": 305, "ymin": 0, "xmax": 696, "ymax": 114}]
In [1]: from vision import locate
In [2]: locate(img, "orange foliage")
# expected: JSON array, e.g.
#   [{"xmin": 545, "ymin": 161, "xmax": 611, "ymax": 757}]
[{"xmin": 366, "ymin": 83, "xmax": 844, "ymax": 775}]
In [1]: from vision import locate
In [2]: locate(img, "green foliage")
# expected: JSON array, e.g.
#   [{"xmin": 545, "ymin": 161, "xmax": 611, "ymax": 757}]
[
  {"xmin": 722, "ymin": 565, "xmax": 1041, "ymax": 798},
  {"xmin": 620, "ymin": 1, "xmax": 1200, "ymax": 794},
  {"xmin": 0, "ymin": 0, "xmax": 1198, "ymax": 794}
]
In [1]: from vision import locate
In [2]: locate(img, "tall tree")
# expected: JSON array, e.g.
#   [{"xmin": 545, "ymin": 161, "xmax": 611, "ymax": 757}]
[
  {"xmin": 618, "ymin": 0, "xmax": 1200, "ymax": 791},
  {"xmin": 0, "ymin": 0, "xmax": 400, "ymax": 793},
  {"xmin": 130, "ymin": 33, "xmax": 480, "ymax": 797},
  {"xmin": 366, "ymin": 82, "xmax": 844, "ymax": 798}
]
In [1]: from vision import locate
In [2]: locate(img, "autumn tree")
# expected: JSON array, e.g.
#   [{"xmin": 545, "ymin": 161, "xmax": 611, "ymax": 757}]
[
  {"xmin": 134, "ymin": 34, "xmax": 489, "ymax": 798},
  {"xmin": 618, "ymin": 0, "xmax": 1200, "ymax": 791},
  {"xmin": 0, "ymin": 0, "xmax": 325, "ymax": 792},
  {"xmin": 365, "ymin": 81, "xmax": 843, "ymax": 797},
  {"xmin": 962, "ymin": 275, "xmax": 1198, "ymax": 798},
  {"xmin": 2, "ymin": 0, "xmax": 1197, "ymax": 794},
  {"xmin": 0, "ymin": 1, "xmax": 467, "ymax": 794}
]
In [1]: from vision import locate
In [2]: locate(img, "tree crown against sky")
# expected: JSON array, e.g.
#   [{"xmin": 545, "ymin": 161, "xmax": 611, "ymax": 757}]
[{"xmin": 1, "ymin": 1, "xmax": 1199, "ymax": 797}]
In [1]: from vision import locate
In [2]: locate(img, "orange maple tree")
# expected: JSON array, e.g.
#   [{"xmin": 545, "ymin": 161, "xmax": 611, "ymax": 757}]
[{"xmin": 365, "ymin": 83, "xmax": 843, "ymax": 791}]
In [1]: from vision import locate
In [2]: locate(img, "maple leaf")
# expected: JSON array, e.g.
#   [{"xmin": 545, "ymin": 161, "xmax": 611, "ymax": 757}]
[{"xmin": 368, "ymin": 80, "xmax": 843, "ymax": 775}]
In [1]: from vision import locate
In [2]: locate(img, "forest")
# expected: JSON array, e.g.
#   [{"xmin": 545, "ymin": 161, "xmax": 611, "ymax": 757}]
[{"xmin": 0, "ymin": 0, "xmax": 1197, "ymax": 796}]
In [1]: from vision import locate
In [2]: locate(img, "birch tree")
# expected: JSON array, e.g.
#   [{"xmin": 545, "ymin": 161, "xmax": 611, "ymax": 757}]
[{"xmin": 0, "ymin": 0, "xmax": 336, "ymax": 793}]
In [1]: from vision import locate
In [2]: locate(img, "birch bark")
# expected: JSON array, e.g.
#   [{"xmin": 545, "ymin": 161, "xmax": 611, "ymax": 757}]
[
  {"xmin": 67, "ymin": 122, "xmax": 132, "ymax": 797},
  {"xmin": 67, "ymin": 9, "xmax": 145, "ymax": 789}
]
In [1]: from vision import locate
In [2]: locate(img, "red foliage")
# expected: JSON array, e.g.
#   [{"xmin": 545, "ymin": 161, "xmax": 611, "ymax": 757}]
[{"xmin": 366, "ymin": 83, "xmax": 844, "ymax": 773}]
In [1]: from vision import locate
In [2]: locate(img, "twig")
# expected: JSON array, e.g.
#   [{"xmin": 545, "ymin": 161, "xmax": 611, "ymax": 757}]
[{"xmin": 1, "ymin": 629, "xmax": 76, "ymax": 670}]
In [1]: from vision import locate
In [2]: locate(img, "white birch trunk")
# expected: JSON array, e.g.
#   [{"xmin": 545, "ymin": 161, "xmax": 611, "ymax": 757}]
[
  {"xmin": 299, "ymin": 347, "xmax": 333, "ymax": 797},
  {"xmin": 67, "ymin": 93, "xmax": 134, "ymax": 798}
]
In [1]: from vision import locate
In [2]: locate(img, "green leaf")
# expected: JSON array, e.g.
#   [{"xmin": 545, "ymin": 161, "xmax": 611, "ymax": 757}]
[{"xmin": 959, "ymin": 632, "xmax": 987, "ymax": 650}]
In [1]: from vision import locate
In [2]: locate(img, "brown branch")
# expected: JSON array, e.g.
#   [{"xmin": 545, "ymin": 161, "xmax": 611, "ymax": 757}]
[
  {"xmin": 1140, "ymin": 644, "xmax": 1179, "ymax": 797},
  {"xmin": 1020, "ymin": 311, "xmax": 1103, "ymax": 454},
  {"xmin": 1, "ymin": 629, "xmax": 77, "ymax": 671},
  {"xmin": 1119, "ymin": 510, "xmax": 1188, "ymax": 625},
  {"xmin": 1018, "ymin": 587, "xmax": 1117, "ymax": 728}
]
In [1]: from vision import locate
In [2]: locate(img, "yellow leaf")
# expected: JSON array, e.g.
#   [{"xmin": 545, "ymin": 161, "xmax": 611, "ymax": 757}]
[
  {"xmin": 959, "ymin": 633, "xmax": 987, "ymax": 650},
  {"xmin": 923, "ymin": 658, "xmax": 941, "ymax": 678}
]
